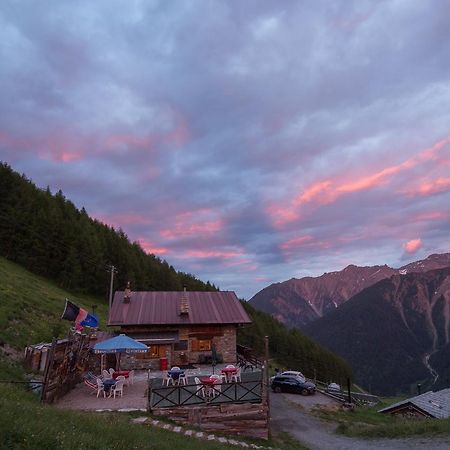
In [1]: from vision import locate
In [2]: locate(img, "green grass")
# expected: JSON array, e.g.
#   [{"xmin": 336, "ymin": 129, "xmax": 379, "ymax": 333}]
[
  {"xmin": 316, "ymin": 399, "xmax": 450, "ymax": 438},
  {"xmin": 0, "ymin": 256, "xmax": 109, "ymax": 352},
  {"xmin": 0, "ymin": 384, "xmax": 234, "ymax": 450}
]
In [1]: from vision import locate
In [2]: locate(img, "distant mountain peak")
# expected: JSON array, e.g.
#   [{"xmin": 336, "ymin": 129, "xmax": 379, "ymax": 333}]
[{"xmin": 249, "ymin": 252, "xmax": 450, "ymax": 328}]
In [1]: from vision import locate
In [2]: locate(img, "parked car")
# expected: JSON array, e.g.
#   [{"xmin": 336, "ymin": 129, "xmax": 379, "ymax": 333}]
[
  {"xmin": 271, "ymin": 375, "xmax": 316, "ymax": 395},
  {"xmin": 270, "ymin": 370, "xmax": 306, "ymax": 385},
  {"xmin": 326, "ymin": 382, "xmax": 341, "ymax": 393}
]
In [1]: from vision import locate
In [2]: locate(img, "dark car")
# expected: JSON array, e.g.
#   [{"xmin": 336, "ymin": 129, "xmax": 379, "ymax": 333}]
[{"xmin": 271, "ymin": 375, "xmax": 316, "ymax": 395}]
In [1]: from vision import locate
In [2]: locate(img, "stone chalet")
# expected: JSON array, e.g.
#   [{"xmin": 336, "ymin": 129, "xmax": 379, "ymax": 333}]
[{"xmin": 107, "ymin": 289, "xmax": 252, "ymax": 370}]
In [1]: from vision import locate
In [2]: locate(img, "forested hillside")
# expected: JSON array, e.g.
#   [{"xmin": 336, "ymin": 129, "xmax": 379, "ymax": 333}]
[
  {"xmin": 0, "ymin": 163, "xmax": 216, "ymax": 297},
  {"xmin": 238, "ymin": 302, "xmax": 352, "ymax": 385}
]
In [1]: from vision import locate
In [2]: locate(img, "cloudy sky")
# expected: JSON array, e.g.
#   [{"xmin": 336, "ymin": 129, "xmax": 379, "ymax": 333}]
[{"xmin": 1, "ymin": 1, "xmax": 450, "ymax": 299}]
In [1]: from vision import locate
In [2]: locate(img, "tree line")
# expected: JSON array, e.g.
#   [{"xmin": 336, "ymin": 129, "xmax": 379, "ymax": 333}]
[
  {"xmin": 1, "ymin": 161, "xmax": 351, "ymax": 382},
  {"xmin": 0, "ymin": 162, "xmax": 216, "ymax": 297},
  {"xmin": 238, "ymin": 301, "xmax": 352, "ymax": 385}
]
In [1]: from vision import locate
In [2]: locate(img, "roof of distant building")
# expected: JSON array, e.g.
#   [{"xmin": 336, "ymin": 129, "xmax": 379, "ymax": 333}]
[{"xmin": 378, "ymin": 388, "xmax": 450, "ymax": 419}]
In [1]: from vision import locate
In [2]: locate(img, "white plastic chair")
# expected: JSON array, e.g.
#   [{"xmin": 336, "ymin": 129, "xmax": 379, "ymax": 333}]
[
  {"xmin": 210, "ymin": 375, "xmax": 222, "ymax": 397},
  {"xmin": 96, "ymin": 378, "xmax": 106, "ymax": 398},
  {"xmin": 163, "ymin": 374, "xmax": 174, "ymax": 386},
  {"xmin": 108, "ymin": 368, "xmax": 115, "ymax": 376},
  {"xmin": 171, "ymin": 366, "xmax": 181, "ymax": 370},
  {"xmin": 231, "ymin": 367, "xmax": 241, "ymax": 383},
  {"xmin": 194, "ymin": 377, "xmax": 206, "ymax": 398},
  {"xmin": 226, "ymin": 364, "xmax": 236, "ymax": 368},
  {"xmin": 110, "ymin": 379, "xmax": 124, "ymax": 398},
  {"xmin": 102, "ymin": 369, "xmax": 112, "ymax": 380},
  {"xmin": 178, "ymin": 372, "xmax": 187, "ymax": 385}
]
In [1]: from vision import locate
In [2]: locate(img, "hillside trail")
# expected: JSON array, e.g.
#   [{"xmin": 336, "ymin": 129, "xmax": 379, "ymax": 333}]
[{"xmin": 270, "ymin": 391, "xmax": 450, "ymax": 450}]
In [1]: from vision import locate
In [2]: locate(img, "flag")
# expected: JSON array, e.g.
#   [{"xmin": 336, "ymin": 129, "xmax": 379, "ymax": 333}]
[{"xmin": 61, "ymin": 299, "xmax": 99, "ymax": 328}]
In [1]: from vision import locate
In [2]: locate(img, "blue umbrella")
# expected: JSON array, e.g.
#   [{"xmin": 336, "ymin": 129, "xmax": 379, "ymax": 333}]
[
  {"xmin": 93, "ymin": 334, "xmax": 148, "ymax": 370},
  {"xmin": 93, "ymin": 334, "xmax": 148, "ymax": 354}
]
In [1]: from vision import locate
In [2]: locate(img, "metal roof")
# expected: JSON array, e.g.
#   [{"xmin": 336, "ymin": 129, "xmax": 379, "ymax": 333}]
[
  {"xmin": 108, "ymin": 291, "xmax": 252, "ymax": 326},
  {"xmin": 378, "ymin": 388, "xmax": 450, "ymax": 419}
]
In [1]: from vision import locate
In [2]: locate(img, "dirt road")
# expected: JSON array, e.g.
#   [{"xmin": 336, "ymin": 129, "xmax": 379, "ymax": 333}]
[{"xmin": 270, "ymin": 391, "xmax": 450, "ymax": 450}]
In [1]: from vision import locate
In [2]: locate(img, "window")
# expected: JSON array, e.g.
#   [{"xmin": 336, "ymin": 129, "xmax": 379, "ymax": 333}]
[
  {"xmin": 174, "ymin": 340, "xmax": 188, "ymax": 351},
  {"xmin": 191, "ymin": 339, "xmax": 211, "ymax": 351},
  {"xmin": 136, "ymin": 345, "xmax": 164, "ymax": 359}
]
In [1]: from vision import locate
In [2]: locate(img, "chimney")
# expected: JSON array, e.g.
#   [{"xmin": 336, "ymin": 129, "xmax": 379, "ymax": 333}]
[
  {"xmin": 179, "ymin": 286, "xmax": 189, "ymax": 315},
  {"xmin": 123, "ymin": 281, "xmax": 132, "ymax": 303}
]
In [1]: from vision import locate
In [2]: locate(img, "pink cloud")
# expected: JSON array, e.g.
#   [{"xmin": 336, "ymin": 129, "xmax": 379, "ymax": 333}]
[
  {"xmin": 105, "ymin": 134, "xmax": 154, "ymax": 150},
  {"xmin": 413, "ymin": 211, "xmax": 449, "ymax": 222},
  {"xmin": 267, "ymin": 136, "xmax": 450, "ymax": 227},
  {"xmin": 280, "ymin": 235, "xmax": 314, "ymax": 251},
  {"xmin": 403, "ymin": 238, "xmax": 423, "ymax": 254},
  {"xmin": 407, "ymin": 177, "xmax": 450, "ymax": 197},
  {"xmin": 138, "ymin": 239, "xmax": 169, "ymax": 255},
  {"xmin": 160, "ymin": 210, "xmax": 223, "ymax": 239},
  {"xmin": 185, "ymin": 249, "xmax": 243, "ymax": 259},
  {"xmin": 95, "ymin": 212, "xmax": 152, "ymax": 227}
]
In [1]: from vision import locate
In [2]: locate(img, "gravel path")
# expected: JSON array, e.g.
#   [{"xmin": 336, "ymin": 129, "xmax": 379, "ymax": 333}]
[{"xmin": 270, "ymin": 391, "xmax": 450, "ymax": 450}]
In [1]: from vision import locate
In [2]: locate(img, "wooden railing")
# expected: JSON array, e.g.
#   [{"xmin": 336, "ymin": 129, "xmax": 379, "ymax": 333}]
[
  {"xmin": 236, "ymin": 344, "xmax": 262, "ymax": 371},
  {"xmin": 314, "ymin": 379, "xmax": 379, "ymax": 406},
  {"xmin": 149, "ymin": 376, "xmax": 263, "ymax": 409}
]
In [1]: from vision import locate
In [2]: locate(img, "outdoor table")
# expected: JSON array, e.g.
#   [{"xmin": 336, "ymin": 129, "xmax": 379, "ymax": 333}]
[
  {"xmin": 221, "ymin": 367, "xmax": 237, "ymax": 382},
  {"xmin": 112, "ymin": 370, "xmax": 130, "ymax": 379},
  {"xmin": 103, "ymin": 378, "xmax": 116, "ymax": 394},
  {"xmin": 168, "ymin": 369, "xmax": 185, "ymax": 384},
  {"xmin": 200, "ymin": 376, "xmax": 218, "ymax": 399}
]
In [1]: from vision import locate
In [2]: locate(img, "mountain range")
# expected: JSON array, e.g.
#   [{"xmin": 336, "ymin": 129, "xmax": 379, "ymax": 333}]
[
  {"xmin": 249, "ymin": 253, "xmax": 450, "ymax": 328},
  {"xmin": 249, "ymin": 253, "xmax": 450, "ymax": 395},
  {"xmin": 305, "ymin": 266, "xmax": 450, "ymax": 395}
]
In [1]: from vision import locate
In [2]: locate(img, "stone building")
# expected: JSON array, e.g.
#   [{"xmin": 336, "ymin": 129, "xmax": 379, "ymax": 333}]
[{"xmin": 107, "ymin": 289, "xmax": 252, "ymax": 370}]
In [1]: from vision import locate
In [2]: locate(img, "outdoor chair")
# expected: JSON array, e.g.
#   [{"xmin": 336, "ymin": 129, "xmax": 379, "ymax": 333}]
[
  {"xmin": 108, "ymin": 368, "xmax": 115, "ymax": 375},
  {"xmin": 96, "ymin": 378, "xmax": 106, "ymax": 398},
  {"xmin": 231, "ymin": 367, "xmax": 241, "ymax": 383},
  {"xmin": 225, "ymin": 364, "xmax": 236, "ymax": 368},
  {"xmin": 127, "ymin": 370, "xmax": 135, "ymax": 385},
  {"xmin": 84, "ymin": 379, "xmax": 98, "ymax": 395},
  {"xmin": 178, "ymin": 372, "xmax": 187, "ymax": 385},
  {"xmin": 210, "ymin": 375, "xmax": 222, "ymax": 397},
  {"xmin": 194, "ymin": 377, "xmax": 206, "ymax": 398},
  {"xmin": 115, "ymin": 375, "xmax": 126, "ymax": 386},
  {"xmin": 163, "ymin": 374, "xmax": 174, "ymax": 386},
  {"xmin": 102, "ymin": 369, "xmax": 112, "ymax": 380},
  {"xmin": 110, "ymin": 379, "xmax": 124, "ymax": 398}
]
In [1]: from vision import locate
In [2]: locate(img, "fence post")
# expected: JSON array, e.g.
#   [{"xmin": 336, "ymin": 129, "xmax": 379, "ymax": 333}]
[{"xmin": 40, "ymin": 337, "xmax": 57, "ymax": 403}]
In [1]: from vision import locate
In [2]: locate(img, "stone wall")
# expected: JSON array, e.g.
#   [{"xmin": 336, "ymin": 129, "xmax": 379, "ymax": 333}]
[{"xmin": 117, "ymin": 325, "xmax": 238, "ymax": 368}]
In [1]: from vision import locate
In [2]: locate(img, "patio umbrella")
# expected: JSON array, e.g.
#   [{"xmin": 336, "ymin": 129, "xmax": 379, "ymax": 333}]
[
  {"xmin": 93, "ymin": 334, "xmax": 148, "ymax": 370},
  {"xmin": 211, "ymin": 344, "xmax": 218, "ymax": 374}
]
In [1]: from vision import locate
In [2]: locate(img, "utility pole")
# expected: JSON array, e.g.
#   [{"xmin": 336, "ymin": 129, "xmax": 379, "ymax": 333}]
[
  {"xmin": 264, "ymin": 335, "xmax": 271, "ymax": 439},
  {"xmin": 107, "ymin": 265, "xmax": 118, "ymax": 312}
]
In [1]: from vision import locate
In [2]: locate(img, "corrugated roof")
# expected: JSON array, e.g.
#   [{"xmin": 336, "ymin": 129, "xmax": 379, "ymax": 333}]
[
  {"xmin": 378, "ymin": 388, "xmax": 450, "ymax": 419},
  {"xmin": 108, "ymin": 291, "xmax": 252, "ymax": 326}
]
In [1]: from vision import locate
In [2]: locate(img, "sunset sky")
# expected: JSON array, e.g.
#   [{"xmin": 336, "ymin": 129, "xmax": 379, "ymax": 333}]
[{"xmin": 1, "ymin": 1, "xmax": 450, "ymax": 299}]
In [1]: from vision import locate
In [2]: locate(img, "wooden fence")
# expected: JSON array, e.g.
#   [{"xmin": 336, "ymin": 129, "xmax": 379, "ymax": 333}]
[
  {"xmin": 314, "ymin": 379, "xmax": 379, "ymax": 406},
  {"xmin": 40, "ymin": 332, "xmax": 91, "ymax": 403},
  {"xmin": 149, "ymin": 371, "xmax": 269, "ymax": 439}
]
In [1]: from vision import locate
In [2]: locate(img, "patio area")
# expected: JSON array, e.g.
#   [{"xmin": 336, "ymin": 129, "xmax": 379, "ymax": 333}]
[{"xmin": 55, "ymin": 365, "xmax": 262, "ymax": 412}]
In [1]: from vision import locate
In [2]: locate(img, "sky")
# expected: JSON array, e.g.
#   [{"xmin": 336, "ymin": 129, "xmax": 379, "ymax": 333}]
[{"xmin": 1, "ymin": 1, "xmax": 450, "ymax": 299}]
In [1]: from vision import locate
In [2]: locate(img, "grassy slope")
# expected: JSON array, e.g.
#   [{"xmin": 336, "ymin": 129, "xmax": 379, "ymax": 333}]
[
  {"xmin": 0, "ymin": 257, "xmax": 301, "ymax": 450},
  {"xmin": 317, "ymin": 397, "xmax": 450, "ymax": 438},
  {"xmin": 0, "ymin": 256, "xmax": 109, "ymax": 352}
]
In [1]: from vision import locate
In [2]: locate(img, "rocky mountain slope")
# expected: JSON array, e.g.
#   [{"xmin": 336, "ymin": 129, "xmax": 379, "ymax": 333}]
[
  {"xmin": 249, "ymin": 253, "xmax": 450, "ymax": 328},
  {"xmin": 303, "ymin": 266, "xmax": 450, "ymax": 395}
]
